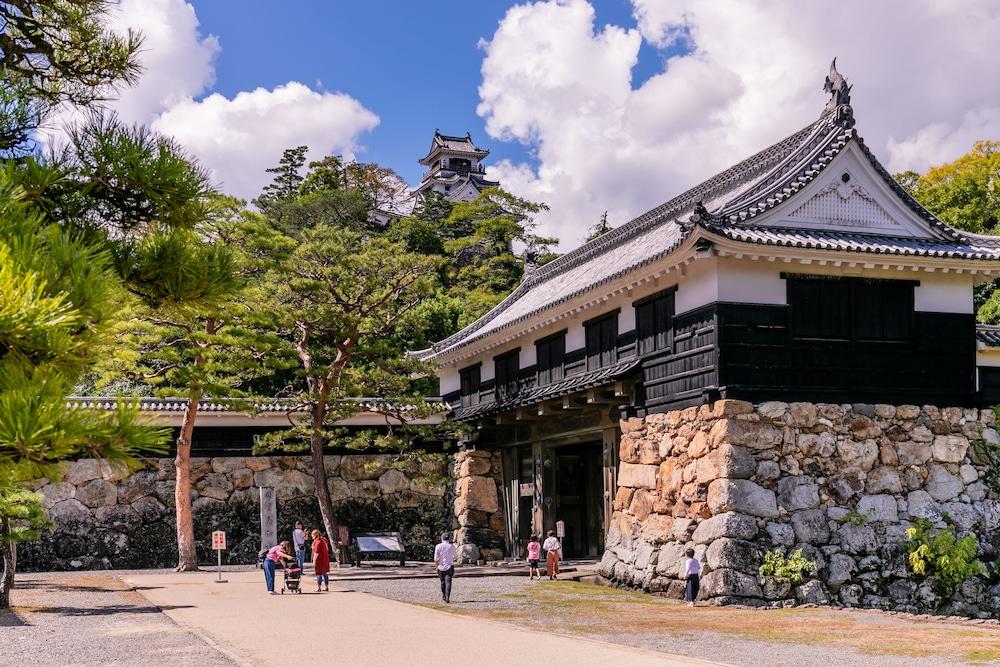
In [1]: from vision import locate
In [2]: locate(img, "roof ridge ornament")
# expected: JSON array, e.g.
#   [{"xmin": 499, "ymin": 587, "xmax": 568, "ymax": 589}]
[{"xmin": 823, "ymin": 58, "xmax": 855, "ymax": 129}]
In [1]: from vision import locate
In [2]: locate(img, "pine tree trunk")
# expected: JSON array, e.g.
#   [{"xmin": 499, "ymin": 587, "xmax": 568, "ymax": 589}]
[
  {"xmin": 0, "ymin": 519, "xmax": 14, "ymax": 609},
  {"xmin": 175, "ymin": 394, "xmax": 201, "ymax": 571},
  {"xmin": 310, "ymin": 402, "xmax": 341, "ymax": 564}
]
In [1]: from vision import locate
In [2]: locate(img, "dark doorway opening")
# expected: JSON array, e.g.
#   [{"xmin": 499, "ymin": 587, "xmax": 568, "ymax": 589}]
[{"xmin": 547, "ymin": 442, "xmax": 604, "ymax": 558}]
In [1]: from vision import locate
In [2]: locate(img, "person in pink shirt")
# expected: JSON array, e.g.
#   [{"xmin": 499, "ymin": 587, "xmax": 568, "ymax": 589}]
[{"xmin": 525, "ymin": 535, "xmax": 542, "ymax": 580}]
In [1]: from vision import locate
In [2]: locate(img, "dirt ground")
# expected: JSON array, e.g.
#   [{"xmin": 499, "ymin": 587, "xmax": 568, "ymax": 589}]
[{"xmin": 417, "ymin": 580, "xmax": 1000, "ymax": 666}]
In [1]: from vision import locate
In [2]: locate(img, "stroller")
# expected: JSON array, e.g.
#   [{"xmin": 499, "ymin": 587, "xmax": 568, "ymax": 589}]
[{"xmin": 281, "ymin": 564, "xmax": 303, "ymax": 594}]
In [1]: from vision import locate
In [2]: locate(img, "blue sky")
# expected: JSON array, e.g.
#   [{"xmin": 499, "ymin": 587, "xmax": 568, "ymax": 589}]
[
  {"xmin": 113, "ymin": 0, "xmax": 998, "ymax": 247},
  {"xmin": 188, "ymin": 0, "xmax": 669, "ymax": 185}
]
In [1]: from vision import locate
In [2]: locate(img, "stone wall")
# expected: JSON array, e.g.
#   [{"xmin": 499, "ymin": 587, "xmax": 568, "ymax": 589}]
[
  {"xmin": 21, "ymin": 454, "xmax": 448, "ymax": 570},
  {"xmin": 451, "ymin": 449, "xmax": 505, "ymax": 563},
  {"xmin": 600, "ymin": 401, "xmax": 1000, "ymax": 617}
]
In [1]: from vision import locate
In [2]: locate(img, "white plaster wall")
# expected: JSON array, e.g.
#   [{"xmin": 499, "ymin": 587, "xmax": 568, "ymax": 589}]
[
  {"xmin": 480, "ymin": 358, "xmax": 495, "ymax": 382},
  {"xmin": 619, "ymin": 306, "xmax": 635, "ymax": 332},
  {"xmin": 716, "ymin": 258, "xmax": 787, "ymax": 305},
  {"xmin": 440, "ymin": 370, "xmax": 460, "ymax": 395},
  {"xmin": 566, "ymin": 323, "xmax": 585, "ymax": 350},
  {"xmin": 675, "ymin": 257, "xmax": 719, "ymax": 314},
  {"xmin": 914, "ymin": 275, "xmax": 974, "ymax": 313},
  {"xmin": 977, "ymin": 349, "xmax": 1000, "ymax": 368}
]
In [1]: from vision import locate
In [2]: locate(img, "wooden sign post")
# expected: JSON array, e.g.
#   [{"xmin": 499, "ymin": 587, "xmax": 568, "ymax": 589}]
[{"xmin": 211, "ymin": 530, "xmax": 227, "ymax": 583}]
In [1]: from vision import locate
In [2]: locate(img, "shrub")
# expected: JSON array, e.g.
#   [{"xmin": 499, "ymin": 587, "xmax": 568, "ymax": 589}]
[
  {"xmin": 905, "ymin": 519, "xmax": 983, "ymax": 596},
  {"xmin": 758, "ymin": 548, "xmax": 815, "ymax": 584}
]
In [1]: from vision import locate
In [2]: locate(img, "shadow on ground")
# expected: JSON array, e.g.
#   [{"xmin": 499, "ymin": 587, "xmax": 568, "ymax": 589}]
[{"xmin": 0, "ymin": 609, "xmax": 30, "ymax": 627}]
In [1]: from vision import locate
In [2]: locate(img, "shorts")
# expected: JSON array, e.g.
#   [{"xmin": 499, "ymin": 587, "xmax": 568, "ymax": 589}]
[{"xmin": 529, "ymin": 559, "xmax": 539, "ymax": 568}]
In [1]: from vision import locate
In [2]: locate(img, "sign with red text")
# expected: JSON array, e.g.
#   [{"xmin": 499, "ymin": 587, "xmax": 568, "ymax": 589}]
[{"xmin": 211, "ymin": 530, "xmax": 226, "ymax": 550}]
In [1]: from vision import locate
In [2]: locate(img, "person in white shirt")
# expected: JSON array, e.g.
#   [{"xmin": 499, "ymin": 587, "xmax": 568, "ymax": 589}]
[
  {"xmin": 292, "ymin": 521, "xmax": 306, "ymax": 571},
  {"xmin": 682, "ymin": 548, "xmax": 701, "ymax": 606},
  {"xmin": 542, "ymin": 530, "xmax": 562, "ymax": 580},
  {"xmin": 434, "ymin": 532, "xmax": 457, "ymax": 603}
]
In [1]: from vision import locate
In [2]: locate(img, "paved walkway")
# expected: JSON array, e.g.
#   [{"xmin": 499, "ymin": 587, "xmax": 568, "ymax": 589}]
[{"xmin": 123, "ymin": 569, "xmax": 724, "ymax": 667}]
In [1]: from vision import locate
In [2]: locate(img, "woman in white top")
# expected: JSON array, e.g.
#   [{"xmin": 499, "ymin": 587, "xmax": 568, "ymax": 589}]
[
  {"xmin": 682, "ymin": 548, "xmax": 701, "ymax": 606},
  {"xmin": 542, "ymin": 530, "xmax": 562, "ymax": 580}
]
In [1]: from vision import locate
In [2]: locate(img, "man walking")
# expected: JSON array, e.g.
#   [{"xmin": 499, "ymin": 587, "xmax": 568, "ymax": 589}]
[
  {"xmin": 292, "ymin": 521, "xmax": 306, "ymax": 571},
  {"xmin": 434, "ymin": 532, "xmax": 456, "ymax": 604}
]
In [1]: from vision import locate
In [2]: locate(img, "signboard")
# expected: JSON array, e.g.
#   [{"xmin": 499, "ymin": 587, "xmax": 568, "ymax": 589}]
[
  {"xmin": 336, "ymin": 525, "xmax": 349, "ymax": 546},
  {"xmin": 211, "ymin": 530, "xmax": 227, "ymax": 550},
  {"xmin": 259, "ymin": 487, "xmax": 277, "ymax": 550},
  {"xmin": 519, "ymin": 483, "xmax": 534, "ymax": 497},
  {"xmin": 556, "ymin": 520, "xmax": 565, "ymax": 539},
  {"xmin": 355, "ymin": 535, "xmax": 404, "ymax": 553}
]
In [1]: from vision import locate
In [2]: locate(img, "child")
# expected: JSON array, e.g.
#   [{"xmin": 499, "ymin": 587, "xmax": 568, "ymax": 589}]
[
  {"xmin": 682, "ymin": 548, "xmax": 701, "ymax": 607},
  {"xmin": 542, "ymin": 530, "xmax": 562, "ymax": 580},
  {"xmin": 526, "ymin": 535, "xmax": 542, "ymax": 580}
]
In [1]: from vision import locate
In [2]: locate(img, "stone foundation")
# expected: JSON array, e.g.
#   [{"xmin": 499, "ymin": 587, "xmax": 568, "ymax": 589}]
[
  {"xmin": 22, "ymin": 454, "xmax": 448, "ymax": 570},
  {"xmin": 600, "ymin": 401, "xmax": 1000, "ymax": 617},
  {"xmin": 451, "ymin": 449, "xmax": 505, "ymax": 562}
]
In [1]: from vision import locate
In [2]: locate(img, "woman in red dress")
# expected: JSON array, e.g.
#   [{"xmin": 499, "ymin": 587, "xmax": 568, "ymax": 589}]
[{"xmin": 311, "ymin": 529, "xmax": 331, "ymax": 592}]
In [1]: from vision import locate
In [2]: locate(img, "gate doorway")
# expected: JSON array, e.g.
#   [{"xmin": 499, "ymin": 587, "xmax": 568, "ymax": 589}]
[{"xmin": 544, "ymin": 442, "xmax": 604, "ymax": 558}]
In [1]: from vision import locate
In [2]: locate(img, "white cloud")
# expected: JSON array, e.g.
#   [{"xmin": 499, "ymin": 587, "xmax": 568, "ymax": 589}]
[
  {"xmin": 108, "ymin": 0, "xmax": 219, "ymax": 124},
  {"xmin": 152, "ymin": 83, "xmax": 379, "ymax": 197},
  {"xmin": 46, "ymin": 0, "xmax": 379, "ymax": 201},
  {"xmin": 479, "ymin": 0, "xmax": 1000, "ymax": 248}
]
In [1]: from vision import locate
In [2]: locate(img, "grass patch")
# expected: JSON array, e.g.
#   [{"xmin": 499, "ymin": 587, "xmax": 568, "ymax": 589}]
[
  {"xmin": 450, "ymin": 580, "xmax": 1000, "ymax": 664},
  {"xmin": 965, "ymin": 649, "xmax": 1000, "ymax": 664}
]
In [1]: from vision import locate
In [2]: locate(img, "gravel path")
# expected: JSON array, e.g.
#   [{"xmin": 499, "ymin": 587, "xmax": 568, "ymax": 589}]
[
  {"xmin": 1, "ymin": 571, "xmax": 234, "ymax": 667},
  {"xmin": 343, "ymin": 575, "xmax": 984, "ymax": 667}
]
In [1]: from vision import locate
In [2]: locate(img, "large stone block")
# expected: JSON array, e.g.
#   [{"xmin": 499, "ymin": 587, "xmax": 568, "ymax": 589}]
[
  {"xmin": 618, "ymin": 462, "xmax": 657, "ymax": 490},
  {"xmin": 777, "ymin": 476, "xmax": 820, "ymax": 512},
  {"xmin": 865, "ymin": 467, "xmax": 902, "ymax": 494},
  {"xmin": 925, "ymin": 464, "xmax": 963, "ymax": 501},
  {"xmin": 838, "ymin": 523, "xmax": 878, "ymax": 554},
  {"xmin": 454, "ymin": 476, "xmax": 499, "ymax": 514},
  {"xmin": 825, "ymin": 553, "xmax": 856, "ymax": 588},
  {"xmin": 931, "ymin": 435, "xmax": 969, "ymax": 463},
  {"xmin": 48, "ymin": 498, "xmax": 91, "ymax": 524},
  {"xmin": 906, "ymin": 490, "xmax": 942, "ymax": 522},
  {"xmin": 790, "ymin": 509, "xmax": 829, "ymax": 544},
  {"xmin": 836, "ymin": 439, "xmax": 879, "ymax": 471},
  {"xmin": 705, "ymin": 538, "xmax": 760, "ymax": 575},
  {"xmin": 378, "ymin": 469, "xmax": 411, "ymax": 495},
  {"xmin": 700, "ymin": 568, "xmax": 763, "ymax": 599},
  {"xmin": 64, "ymin": 459, "xmax": 103, "ymax": 485},
  {"xmin": 458, "ymin": 455, "xmax": 492, "ymax": 477},
  {"xmin": 696, "ymin": 444, "xmax": 755, "ymax": 483},
  {"xmin": 75, "ymin": 479, "xmax": 117, "ymax": 508},
  {"xmin": 709, "ymin": 419, "xmax": 782, "ymax": 450},
  {"xmin": 707, "ymin": 479, "xmax": 778, "ymax": 518},
  {"xmin": 39, "ymin": 482, "xmax": 75, "ymax": 508},
  {"xmin": 857, "ymin": 494, "xmax": 899, "ymax": 523},
  {"xmin": 692, "ymin": 511, "xmax": 758, "ymax": 544}
]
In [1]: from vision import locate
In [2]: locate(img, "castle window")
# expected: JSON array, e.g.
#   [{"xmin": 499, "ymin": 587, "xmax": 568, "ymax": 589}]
[
  {"xmin": 493, "ymin": 349, "xmax": 520, "ymax": 401},
  {"xmin": 786, "ymin": 275, "xmax": 914, "ymax": 343},
  {"xmin": 536, "ymin": 331, "xmax": 566, "ymax": 385},
  {"xmin": 459, "ymin": 364, "xmax": 481, "ymax": 408},
  {"xmin": 635, "ymin": 290, "xmax": 674, "ymax": 355},
  {"xmin": 585, "ymin": 312, "xmax": 618, "ymax": 370}
]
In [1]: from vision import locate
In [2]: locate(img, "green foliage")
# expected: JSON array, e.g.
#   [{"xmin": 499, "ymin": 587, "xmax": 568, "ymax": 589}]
[
  {"xmin": 898, "ymin": 141, "xmax": 1000, "ymax": 323},
  {"xmin": 844, "ymin": 507, "xmax": 868, "ymax": 526},
  {"xmin": 905, "ymin": 519, "xmax": 983, "ymax": 596},
  {"xmin": 969, "ymin": 435, "xmax": 1000, "ymax": 495},
  {"xmin": 255, "ymin": 145, "xmax": 307, "ymax": 213},
  {"xmin": 585, "ymin": 210, "xmax": 613, "ymax": 242},
  {"xmin": 0, "ymin": 488, "xmax": 50, "ymax": 544},
  {"xmin": 758, "ymin": 548, "xmax": 815, "ymax": 584},
  {"xmin": 0, "ymin": 0, "xmax": 142, "ymax": 155}
]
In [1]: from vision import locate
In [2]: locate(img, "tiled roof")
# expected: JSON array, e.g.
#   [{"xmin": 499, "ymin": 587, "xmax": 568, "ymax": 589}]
[
  {"xmin": 419, "ymin": 131, "xmax": 489, "ymax": 163},
  {"xmin": 704, "ymin": 225, "xmax": 1000, "ymax": 260},
  {"xmin": 419, "ymin": 66, "xmax": 1000, "ymax": 362},
  {"xmin": 977, "ymin": 326, "xmax": 1000, "ymax": 348},
  {"xmin": 452, "ymin": 358, "xmax": 640, "ymax": 422},
  {"xmin": 67, "ymin": 396, "xmax": 447, "ymax": 415}
]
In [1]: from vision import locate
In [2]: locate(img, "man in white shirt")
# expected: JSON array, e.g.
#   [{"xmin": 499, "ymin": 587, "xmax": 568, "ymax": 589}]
[
  {"xmin": 542, "ymin": 530, "xmax": 562, "ymax": 580},
  {"xmin": 292, "ymin": 521, "xmax": 306, "ymax": 571},
  {"xmin": 434, "ymin": 532, "xmax": 456, "ymax": 603}
]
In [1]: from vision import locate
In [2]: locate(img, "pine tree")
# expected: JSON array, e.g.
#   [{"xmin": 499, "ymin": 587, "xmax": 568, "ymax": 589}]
[
  {"xmin": 101, "ymin": 197, "xmax": 287, "ymax": 571},
  {"xmin": 255, "ymin": 146, "xmax": 308, "ymax": 213}
]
